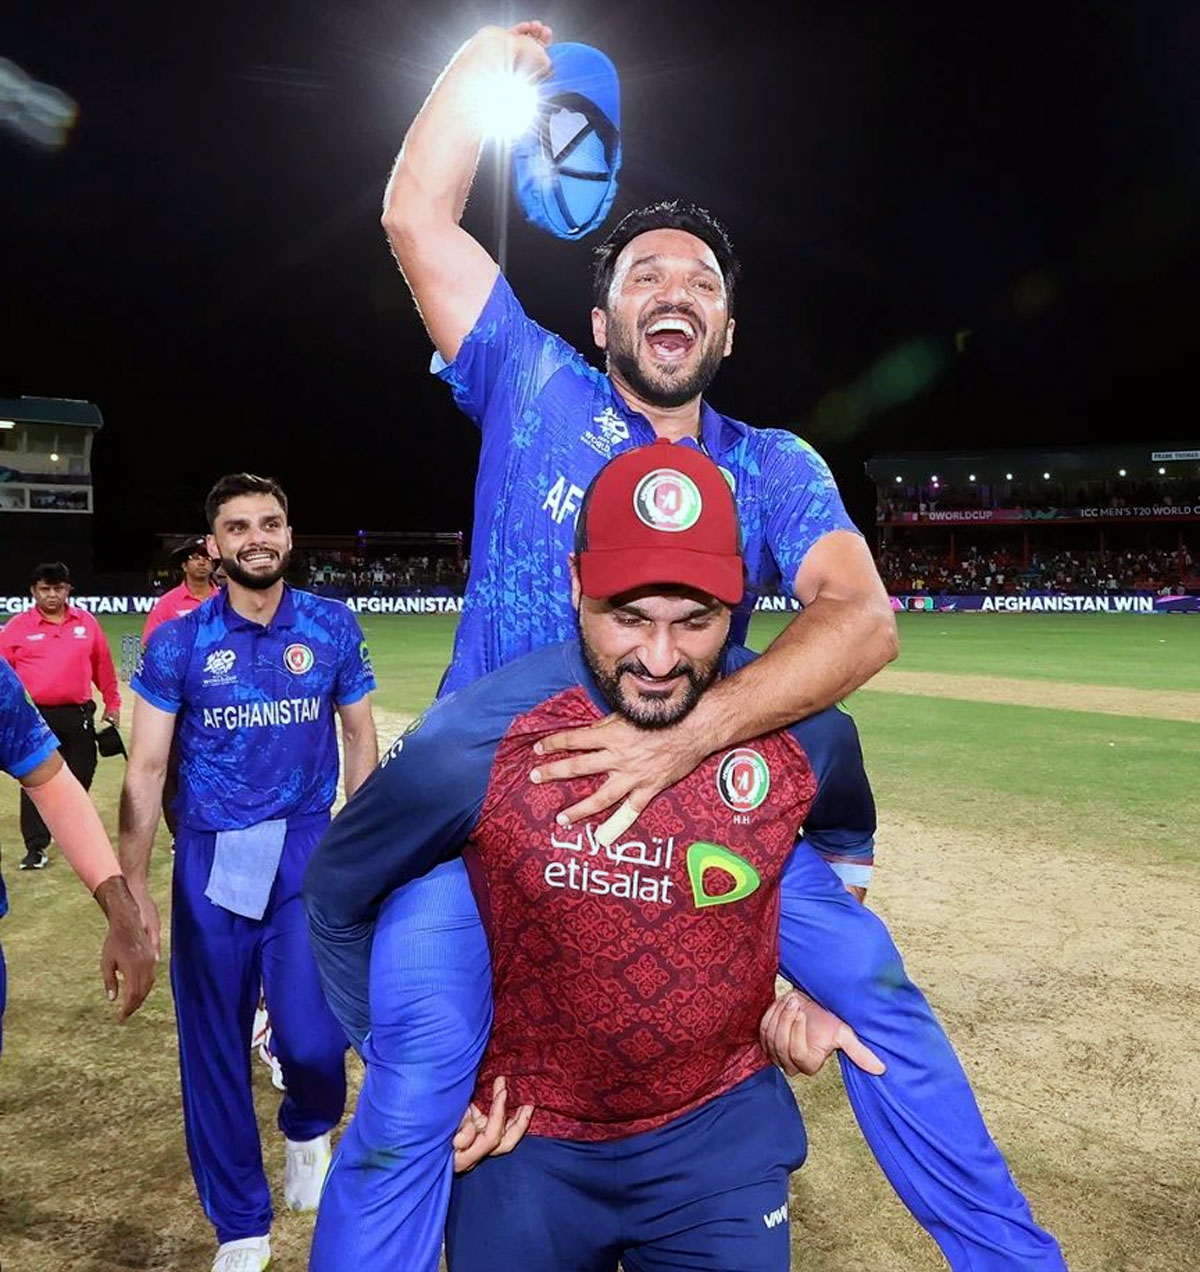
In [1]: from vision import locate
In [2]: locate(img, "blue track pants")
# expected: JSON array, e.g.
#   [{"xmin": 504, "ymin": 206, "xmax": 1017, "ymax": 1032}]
[{"xmin": 173, "ymin": 814, "xmax": 346, "ymax": 1245}]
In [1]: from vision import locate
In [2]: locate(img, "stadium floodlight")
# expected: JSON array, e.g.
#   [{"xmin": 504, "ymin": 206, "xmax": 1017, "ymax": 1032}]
[
  {"xmin": 931, "ymin": 474, "xmax": 939, "ymax": 483},
  {"xmin": 894, "ymin": 475, "xmax": 902, "ymax": 483},
  {"xmin": 968, "ymin": 473, "xmax": 976, "ymax": 482},
  {"xmin": 1005, "ymin": 472, "xmax": 1013, "ymax": 480},
  {"xmin": 471, "ymin": 69, "xmax": 539, "ymax": 141},
  {"xmin": 1118, "ymin": 468, "xmax": 1127, "ymax": 477},
  {"xmin": 1042, "ymin": 471, "xmax": 1050, "ymax": 479},
  {"xmin": 1158, "ymin": 466, "xmax": 1166, "ymax": 475},
  {"xmin": 50, "ymin": 451, "xmax": 59, "ymax": 462},
  {"xmin": 0, "ymin": 420, "xmax": 14, "ymax": 429}
]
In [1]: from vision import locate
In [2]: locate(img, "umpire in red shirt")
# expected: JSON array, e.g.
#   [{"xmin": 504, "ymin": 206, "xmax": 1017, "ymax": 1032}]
[{"xmin": 0, "ymin": 562, "xmax": 121, "ymax": 870}]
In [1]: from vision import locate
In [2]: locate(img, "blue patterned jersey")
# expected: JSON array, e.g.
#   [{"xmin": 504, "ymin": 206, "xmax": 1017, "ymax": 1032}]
[
  {"xmin": 435, "ymin": 274, "xmax": 859, "ymax": 694},
  {"xmin": 132, "ymin": 587, "xmax": 375, "ymax": 832},
  {"xmin": 0, "ymin": 660, "xmax": 58, "ymax": 918}
]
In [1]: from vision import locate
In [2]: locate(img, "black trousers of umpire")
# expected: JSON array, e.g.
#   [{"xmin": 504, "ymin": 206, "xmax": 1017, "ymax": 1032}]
[{"xmin": 20, "ymin": 702, "xmax": 98, "ymax": 853}]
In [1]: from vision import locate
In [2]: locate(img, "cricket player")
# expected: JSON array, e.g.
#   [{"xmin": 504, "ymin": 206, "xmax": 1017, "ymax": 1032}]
[
  {"xmin": 118, "ymin": 473, "xmax": 378, "ymax": 1272},
  {"xmin": 0, "ymin": 659, "xmax": 154, "ymax": 1048},
  {"xmin": 305, "ymin": 21, "xmax": 1064, "ymax": 1271},
  {"xmin": 306, "ymin": 443, "xmax": 1063, "ymax": 1270}
]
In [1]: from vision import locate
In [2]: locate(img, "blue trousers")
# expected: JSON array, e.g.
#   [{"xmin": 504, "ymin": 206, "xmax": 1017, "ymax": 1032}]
[
  {"xmin": 312, "ymin": 848, "xmax": 1065, "ymax": 1272},
  {"xmin": 173, "ymin": 815, "xmax": 347, "ymax": 1245},
  {"xmin": 445, "ymin": 1067, "xmax": 806, "ymax": 1272}
]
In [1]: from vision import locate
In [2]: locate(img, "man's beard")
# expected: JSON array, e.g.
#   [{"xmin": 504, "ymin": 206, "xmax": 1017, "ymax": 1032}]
[
  {"xmin": 220, "ymin": 551, "xmax": 289, "ymax": 591},
  {"xmin": 581, "ymin": 630, "xmax": 725, "ymax": 730},
  {"xmin": 606, "ymin": 310, "xmax": 727, "ymax": 409}
]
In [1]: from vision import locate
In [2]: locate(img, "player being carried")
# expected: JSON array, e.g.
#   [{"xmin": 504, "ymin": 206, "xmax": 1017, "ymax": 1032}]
[{"xmin": 306, "ymin": 21, "xmax": 1065, "ymax": 1272}]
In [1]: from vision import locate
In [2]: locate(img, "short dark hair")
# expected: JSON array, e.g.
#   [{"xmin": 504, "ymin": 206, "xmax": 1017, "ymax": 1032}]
[
  {"xmin": 31, "ymin": 561, "xmax": 70, "ymax": 586},
  {"xmin": 205, "ymin": 473, "xmax": 289, "ymax": 529},
  {"xmin": 592, "ymin": 200, "xmax": 741, "ymax": 312}
]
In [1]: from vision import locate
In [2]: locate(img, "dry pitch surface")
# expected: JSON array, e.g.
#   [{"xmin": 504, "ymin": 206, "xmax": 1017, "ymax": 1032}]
[{"xmin": 1, "ymin": 667, "xmax": 1197, "ymax": 1270}]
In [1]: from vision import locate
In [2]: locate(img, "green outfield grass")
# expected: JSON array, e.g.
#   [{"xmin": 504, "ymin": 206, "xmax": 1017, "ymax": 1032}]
[{"xmin": 752, "ymin": 610, "xmax": 1200, "ymax": 692}]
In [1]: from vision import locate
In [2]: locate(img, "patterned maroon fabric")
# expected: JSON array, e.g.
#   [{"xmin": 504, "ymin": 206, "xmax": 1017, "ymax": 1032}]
[{"xmin": 469, "ymin": 686, "xmax": 818, "ymax": 1141}]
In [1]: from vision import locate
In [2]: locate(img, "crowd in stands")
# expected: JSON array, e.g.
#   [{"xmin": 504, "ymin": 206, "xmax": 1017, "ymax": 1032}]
[
  {"xmin": 300, "ymin": 550, "xmax": 468, "ymax": 594},
  {"xmin": 876, "ymin": 544, "xmax": 1197, "ymax": 594},
  {"xmin": 879, "ymin": 474, "xmax": 1200, "ymax": 520}
]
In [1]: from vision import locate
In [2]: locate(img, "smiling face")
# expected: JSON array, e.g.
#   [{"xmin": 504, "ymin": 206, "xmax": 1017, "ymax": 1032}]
[
  {"xmin": 574, "ymin": 573, "xmax": 730, "ymax": 730},
  {"xmin": 592, "ymin": 228, "xmax": 735, "ymax": 410},
  {"xmin": 207, "ymin": 494, "xmax": 292, "ymax": 592}
]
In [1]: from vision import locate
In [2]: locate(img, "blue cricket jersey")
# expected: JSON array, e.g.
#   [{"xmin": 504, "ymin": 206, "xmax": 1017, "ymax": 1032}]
[
  {"xmin": 132, "ymin": 586, "xmax": 375, "ymax": 832},
  {"xmin": 0, "ymin": 660, "xmax": 59, "ymax": 918},
  {"xmin": 435, "ymin": 274, "xmax": 860, "ymax": 694}
]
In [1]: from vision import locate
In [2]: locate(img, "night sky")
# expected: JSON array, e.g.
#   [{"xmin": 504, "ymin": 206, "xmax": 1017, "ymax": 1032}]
[{"xmin": 5, "ymin": 1, "xmax": 1198, "ymax": 569}]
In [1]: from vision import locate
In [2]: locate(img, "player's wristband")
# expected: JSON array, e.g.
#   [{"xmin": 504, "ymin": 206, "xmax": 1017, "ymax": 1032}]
[{"xmin": 23, "ymin": 765, "xmax": 122, "ymax": 893}]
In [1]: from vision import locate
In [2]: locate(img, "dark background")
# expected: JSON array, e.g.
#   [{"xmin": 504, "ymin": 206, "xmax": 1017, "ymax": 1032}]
[{"xmin": 4, "ymin": 0, "xmax": 1198, "ymax": 568}]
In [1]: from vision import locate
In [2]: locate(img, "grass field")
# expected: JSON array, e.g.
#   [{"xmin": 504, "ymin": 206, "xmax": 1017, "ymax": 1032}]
[{"xmin": 1, "ymin": 611, "xmax": 1198, "ymax": 1270}]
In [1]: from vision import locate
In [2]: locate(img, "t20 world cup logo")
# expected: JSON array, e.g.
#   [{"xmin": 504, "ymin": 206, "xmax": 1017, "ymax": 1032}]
[
  {"xmin": 716, "ymin": 748, "xmax": 771, "ymax": 813},
  {"xmin": 633, "ymin": 468, "xmax": 703, "ymax": 532}
]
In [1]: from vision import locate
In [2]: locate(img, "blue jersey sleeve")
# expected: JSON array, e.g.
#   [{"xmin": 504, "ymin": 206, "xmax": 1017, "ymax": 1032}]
[
  {"xmin": 760, "ymin": 431, "xmax": 861, "ymax": 595},
  {"xmin": 333, "ymin": 610, "xmax": 376, "ymax": 706},
  {"xmin": 433, "ymin": 272, "xmax": 583, "ymax": 439},
  {"xmin": 0, "ymin": 660, "xmax": 58, "ymax": 779},
  {"xmin": 131, "ymin": 619, "xmax": 191, "ymax": 713},
  {"xmin": 790, "ymin": 707, "xmax": 876, "ymax": 888},
  {"xmin": 303, "ymin": 691, "xmax": 499, "ymax": 1048}
]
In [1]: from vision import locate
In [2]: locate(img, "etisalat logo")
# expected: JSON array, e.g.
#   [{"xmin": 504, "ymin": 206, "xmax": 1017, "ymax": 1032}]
[
  {"xmin": 543, "ymin": 825, "xmax": 761, "ymax": 909},
  {"xmin": 633, "ymin": 468, "xmax": 703, "ymax": 532}
]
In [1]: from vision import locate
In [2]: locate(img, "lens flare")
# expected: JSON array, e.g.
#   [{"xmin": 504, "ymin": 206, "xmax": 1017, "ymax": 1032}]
[{"xmin": 471, "ymin": 70, "xmax": 538, "ymax": 141}]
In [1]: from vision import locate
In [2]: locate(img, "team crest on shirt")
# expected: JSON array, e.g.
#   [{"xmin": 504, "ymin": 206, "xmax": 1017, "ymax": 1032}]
[
  {"xmin": 73, "ymin": 625, "xmax": 88, "ymax": 638},
  {"xmin": 716, "ymin": 748, "xmax": 771, "ymax": 815},
  {"xmin": 284, "ymin": 643, "xmax": 314, "ymax": 674},
  {"xmin": 633, "ymin": 469, "xmax": 702, "ymax": 532}
]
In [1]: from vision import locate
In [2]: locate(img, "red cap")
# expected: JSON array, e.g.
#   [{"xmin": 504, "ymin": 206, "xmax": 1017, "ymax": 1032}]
[{"xmin": 576, "ymin": 439, "xmax": 744, "ymax": 604}]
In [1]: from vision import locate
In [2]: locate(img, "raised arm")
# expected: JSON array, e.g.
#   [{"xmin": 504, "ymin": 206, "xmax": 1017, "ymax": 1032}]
[{"xmin": 381, "ymin": 21, "xmax": 552, "ymax": 361}]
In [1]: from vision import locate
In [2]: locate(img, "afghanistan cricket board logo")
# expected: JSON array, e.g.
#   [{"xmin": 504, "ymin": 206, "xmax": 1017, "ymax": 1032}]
[
  {"xmin": 633, "ymin": 468, "xmax": 703, "ymax": 532},
  {"xmin": 716, "ymin": 748, "xmax": 771, "ymax": 813},
  {"xmin": 284, "ymin": 643, "xmax": 315, "ymax": 675}
]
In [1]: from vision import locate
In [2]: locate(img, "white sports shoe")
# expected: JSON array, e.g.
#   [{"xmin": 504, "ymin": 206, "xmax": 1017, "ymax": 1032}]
[
  {"xmin": 284, "ymin": 1132, "xmax": 331, "ymax": 1211},
  {"xmin": 251, "ymin": 1001, "xmax": 269, "ymax": 1052},
  {"xmin": 212, "ymin": 1235, "xmax": 270, "ymax": 1272}
]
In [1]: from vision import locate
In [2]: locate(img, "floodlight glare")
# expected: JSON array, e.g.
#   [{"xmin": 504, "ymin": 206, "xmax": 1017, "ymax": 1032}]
[
  {"xmin": 1043, "ymin": 471, "xmax": 1050, "ymax": 479},
  {"xmin": 894, "ymin": 475, "xmax": 902, "ymax": 483},
  {"xmin": 472, "ymin": 70, "xmax": 539, "ymax": 141},
  {"xmin": 0, "ymin": 420, "xmax": 14, "ymax": 430},
  {"xmin": 1005, "ymin": 472, "xmax": 1013, "ymax": 480},
  {"xmin": 969, "ymin": 473, "xmax": 976, "ymax": 482},
  {"xmin": 931, "ymin": 474, "xmax": 939, "ymax": 483},
  {"xmin": 1118, "ymin": 468, "xmax": 1126, "ymax": 477},
  {"xmin": 1158, "ymin": 466, "xmax": 1166, "ymax": 475}
]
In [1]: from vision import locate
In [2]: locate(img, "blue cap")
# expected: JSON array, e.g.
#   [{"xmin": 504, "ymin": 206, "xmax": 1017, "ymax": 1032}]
[{"xmin": 512, "ymin": 42, "xmax": 621, "ymax": 241}]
